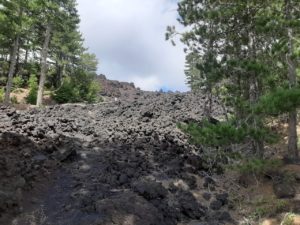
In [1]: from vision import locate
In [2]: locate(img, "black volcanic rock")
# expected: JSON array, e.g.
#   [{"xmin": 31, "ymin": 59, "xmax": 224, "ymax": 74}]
[
  {"xmin": 97, "ymin": 74, "xmax": 141, "ymax": 101},
  {"xmin": 0, "ymin": 87, "xmax": 230, "ymax": 225}
]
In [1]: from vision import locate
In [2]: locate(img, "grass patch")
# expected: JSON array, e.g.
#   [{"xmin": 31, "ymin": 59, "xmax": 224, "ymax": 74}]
[
  {"xmin": 251, "ymin": 196, "xmax": 289, "ymax": 219},
  {"xmin": 281, "ymin": 213, "xmax": 296, "ymax": 225}
]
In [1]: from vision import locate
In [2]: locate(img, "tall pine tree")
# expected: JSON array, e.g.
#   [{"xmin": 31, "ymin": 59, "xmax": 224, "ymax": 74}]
[{"xmin": 170, "ymin": 0, "xmax": 300, "ymax": 159}]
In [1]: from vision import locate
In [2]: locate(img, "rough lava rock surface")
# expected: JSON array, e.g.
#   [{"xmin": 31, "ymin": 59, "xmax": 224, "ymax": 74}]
[
  {"xmin": 0, "ymin": 90, "xmax": 233, "ymax": 225},
  {"xmin": 97, "ymin": 74, "xmax": 141, "ymax": 101}
]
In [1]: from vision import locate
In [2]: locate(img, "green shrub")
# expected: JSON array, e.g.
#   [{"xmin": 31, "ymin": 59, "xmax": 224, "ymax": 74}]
[
  {"xmin": 179, "ymin": 120, "xmax": 248, "ymax": 146},
  {"xmin": 53, "ymin": 69, "xmax": 101, "ymax": 104},
  {"xmin": 0, "ymin": 87, "xmax": 4, "ymax": 102},
  {"xmin": 233, "ymin": 158, "xmax": 283, "ymax": 176},
  {"xmin": 86, "ymin": 80, "xmax": 101, "ymax": 103},
  {"xmin": 178, "ymin": 119, "xmax": 278, "ymax": 147},
  {"xmin": 13, "ymin": 75, "xmax": 24, "ymax": 89},
  {"xmin": 26, "ymin": 74, "xmax": 38, "ymax": 105},
  {"xmin": 0, "ymin": 77, "xmax": 6, "ymax": 86},
  {"xmin": 52, "ymin": 77, "xmax": 80, "ymax": 103}
]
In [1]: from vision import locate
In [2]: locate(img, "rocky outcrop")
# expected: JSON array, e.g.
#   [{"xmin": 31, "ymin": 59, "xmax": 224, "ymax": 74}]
[
  {"xmin": 273, "ymin": 174, "xmax": 296, "ymax": 199},
  {"xmin": 97, "ymin": 74, "xmax": 142, "ymax": 101}
]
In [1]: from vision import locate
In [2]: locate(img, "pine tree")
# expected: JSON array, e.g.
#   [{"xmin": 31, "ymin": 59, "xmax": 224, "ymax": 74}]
[
  {"xmin": 171, "ymin": 0, "xmax": 300, "ymax": 159},
  {"xmin": 0, "ymin": 0, "xmax": 100, "ymax": 106},
  {"xmin": 32, "ymin": 0, "xmax": 86, "ymax": 106},
  {"xmin": 50, "ymin": 0, "xmax": 84, "ymax": 88},
  {"xmin": 0, "ymin": 0, "xmax": 31, "ymax": 104}
]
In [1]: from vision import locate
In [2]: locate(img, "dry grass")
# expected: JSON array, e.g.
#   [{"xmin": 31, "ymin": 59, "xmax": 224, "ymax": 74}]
[
  {"xmin": 11, "ymin": 88, "xmax": 29, "ymax": 104},
  {"xmin": 9, "ymin": 88, "xmax": 56, "ymax": 107}
]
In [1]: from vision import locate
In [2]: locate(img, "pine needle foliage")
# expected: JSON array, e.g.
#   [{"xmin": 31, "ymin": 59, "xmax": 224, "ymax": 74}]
[
  {"xmin": 170, "ymin": 0, "xmax": 300, "ymax": 159},
  {"xmin": 256, "ymin": 88, "xmax": 300, "ymax": 116},
  {"xmin": 179, "ymin": 119, "xmax": 278, "ymax": 148}
]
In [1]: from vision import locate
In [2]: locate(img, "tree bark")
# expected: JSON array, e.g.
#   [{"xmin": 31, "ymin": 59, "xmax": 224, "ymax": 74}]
[
  {"xmin": 21, "ymin": 42, "xmax": 29, "ymax": 79},
  {"xmin": 288, "ymin": 110, "xmax": 298, "ymax": 159},
  {"xmin": 287, "ymin": 31, "xmax": 298, "ymax": 159},
  {"xmin": 4, "ymin": 36, "xmax": 20, "ymax": 104},
  {"xmin": 36, "ymin": 24, "xmax": 51, "ymax": 107},
  {"xmin": 249, "ymin": 73, "xmax": 264, "ymax": 157},
  {"xmin": 55, "ymin": 53, "xmax": 64, "ymax": 88},
  {"xmin": 15, "ymin": 44, "xmax": 21, "ymax": 76},
  {"xmin": 248, "ymin": 29, "xmax": 264, "ymax": 157},
  {"xmin": 24, "ymin": 43, "xmax": 28, "ymax": 65},
  {"xmin": 285, "ymin": 0, "xmax": 298, "ymax": 160}
]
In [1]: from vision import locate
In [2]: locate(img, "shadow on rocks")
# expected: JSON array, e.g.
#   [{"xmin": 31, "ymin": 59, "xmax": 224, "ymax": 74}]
[{"xmin": 1, "ymin": 132, "xmax": 233, "ymax": 225}]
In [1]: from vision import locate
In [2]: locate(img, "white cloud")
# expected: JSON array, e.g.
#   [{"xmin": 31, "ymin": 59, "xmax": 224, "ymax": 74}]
[
  {"xmin": 131, "ymin": 75, "xmax": 162, "ymax": 91},
  {"xmin": 77, "ymin": 0, "xmax": 188, "ymax": 92}
]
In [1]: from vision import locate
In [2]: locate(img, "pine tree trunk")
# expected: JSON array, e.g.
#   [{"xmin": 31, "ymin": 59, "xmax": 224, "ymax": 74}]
[
  {"xmin": 249, "ymin": 74, "xmax": 264, "ymax": 157},
  {"xmin": 24, "ymin": 46, "xmax": 28, "ymax": 65},
  {"xmin": 21, "ymin": 43, "xmax": 29, "ymax": 78},
  {"xmin": 55, "ymin": 54, "xmax": 64, "ymax": 88},
  {"xmin": 248, "ymin": 29, "xmax": 264, "ymax": 157},
  {"xmin": 288, "ymin": 111, "xmax": 298, "ymax": 159},
  {"xmin": 36, "ymin": 24, "xmax": 51, "ymax": 107},
  {"xmin": 15, "ymin": 44, "xmax": 20, "ymax": 76},
  {"xmin": 204, "ymin": 87, "xmax": 213, "ymax": 117},
  {"xmin": 287, "ymin": 32, "xmax": 298, "ymax": 159},
  {"xmin": 4, "ymin": 36, "xmax": 20, "ymax": 104},
  {"xmin": 57, "ymin": 65, "xmax": 63, "ymax": 88},
  {"xmin": 285, "ymin": 0, "xmax": 298, "ymax": 160}
]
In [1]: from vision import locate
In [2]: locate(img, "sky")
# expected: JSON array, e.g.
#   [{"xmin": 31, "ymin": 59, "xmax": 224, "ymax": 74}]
[{"xmin": 77, "ymin": 0, "xmax": 188, "ymax": 92}]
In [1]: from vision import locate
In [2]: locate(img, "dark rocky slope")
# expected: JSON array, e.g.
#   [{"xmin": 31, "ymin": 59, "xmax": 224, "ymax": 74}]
[
  {"xmin": 97, "ymin": 74, "xmax": 142, "ymax": 101},
  {"xmin": 0, "ymin": 91, "xmax": 233, "ymax": 225}
]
